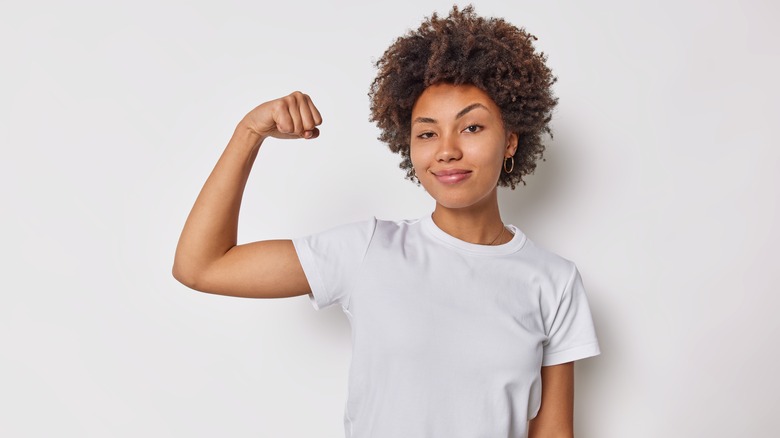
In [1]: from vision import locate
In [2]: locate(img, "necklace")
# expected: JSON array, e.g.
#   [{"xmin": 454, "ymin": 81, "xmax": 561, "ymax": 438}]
[{"xmin": 488, "ymin": 225, "xmax": 506, "ymax": 245}]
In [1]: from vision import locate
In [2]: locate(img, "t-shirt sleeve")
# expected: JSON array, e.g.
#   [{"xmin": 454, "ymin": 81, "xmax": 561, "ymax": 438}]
[
  {"xmin": 291, "ymin": 218, "xmax": 377, "ymax": 311},
  {"xmin": 542, "ymin": 263, "xmax": 601, "ymax": 366}
]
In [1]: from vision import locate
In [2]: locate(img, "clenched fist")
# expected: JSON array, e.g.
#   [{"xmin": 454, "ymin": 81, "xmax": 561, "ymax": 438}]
[{"xmin": 241, "ymin": 91, "xmax": 323, "ymax": 141}]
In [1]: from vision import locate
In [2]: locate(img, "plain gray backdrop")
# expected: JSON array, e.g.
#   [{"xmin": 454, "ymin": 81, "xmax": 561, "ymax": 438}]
[{"xmin": 2, "ymin": 0, "xmax": 778, "ymax": 436}]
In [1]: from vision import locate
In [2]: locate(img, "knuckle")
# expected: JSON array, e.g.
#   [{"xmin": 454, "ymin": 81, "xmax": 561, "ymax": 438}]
[{"xmin": 273, "ymin": 100, "xmax": 289, "ymax": 112}]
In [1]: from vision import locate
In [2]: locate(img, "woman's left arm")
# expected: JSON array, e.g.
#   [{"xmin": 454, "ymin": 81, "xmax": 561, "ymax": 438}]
[{"xmin": 528, "ymin": 361, "xmax": 574, "ymax": 438}]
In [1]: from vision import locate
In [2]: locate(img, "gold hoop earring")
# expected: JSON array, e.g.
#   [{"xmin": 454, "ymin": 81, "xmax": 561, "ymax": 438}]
[{"xmin": 503, "ymin": 156, "xmax": 514, "ymax": 173}]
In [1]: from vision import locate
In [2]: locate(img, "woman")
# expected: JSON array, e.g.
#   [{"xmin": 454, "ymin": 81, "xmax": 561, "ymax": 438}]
[{"xmin": 173, "ymin": 5, "xmax": 599, "ymax": 437}]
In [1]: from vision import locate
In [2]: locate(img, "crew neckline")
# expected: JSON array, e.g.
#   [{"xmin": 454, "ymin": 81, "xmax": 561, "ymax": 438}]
[{"xmin": 421, "ymin": 213, "xmax": 527, "ymax": 256}]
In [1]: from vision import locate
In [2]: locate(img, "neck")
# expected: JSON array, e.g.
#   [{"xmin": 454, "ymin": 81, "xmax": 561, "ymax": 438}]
[{"xmin": 431, "ymin": 189, "xmax": 512, "ymax": 245}]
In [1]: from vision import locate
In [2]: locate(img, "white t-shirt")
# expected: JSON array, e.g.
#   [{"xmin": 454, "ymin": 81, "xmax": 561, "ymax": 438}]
[{"xmin": 292, "ymin": 214, "xmax": 600, "ymax": 438}]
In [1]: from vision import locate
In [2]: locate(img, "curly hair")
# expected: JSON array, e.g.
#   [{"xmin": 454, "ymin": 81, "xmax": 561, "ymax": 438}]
[{"xmin": 368, "ymin": 4, "xmax": 559, "ymax": 189}]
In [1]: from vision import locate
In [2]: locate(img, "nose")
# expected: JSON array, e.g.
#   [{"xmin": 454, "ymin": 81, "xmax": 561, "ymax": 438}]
[{"xmin": 435, "ymin": 134, "xmax": 462, "ymax": 163}]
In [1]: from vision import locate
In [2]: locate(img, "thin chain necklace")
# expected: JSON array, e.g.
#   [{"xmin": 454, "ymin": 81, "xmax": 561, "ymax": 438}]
[{"xmin": 488, "ymin": 225, "xmax": 506, "ymax": 245}]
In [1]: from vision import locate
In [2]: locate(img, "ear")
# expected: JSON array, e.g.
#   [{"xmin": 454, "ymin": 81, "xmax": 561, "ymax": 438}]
[{"xmin": 505, "ymin": 132, "xmax": 518, "ymax": 157}]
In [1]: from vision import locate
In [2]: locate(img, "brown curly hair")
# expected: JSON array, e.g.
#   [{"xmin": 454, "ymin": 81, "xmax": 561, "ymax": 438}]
[{"xmin": 368, "ymin": 4, "xmax": 559, "ymax": 189}]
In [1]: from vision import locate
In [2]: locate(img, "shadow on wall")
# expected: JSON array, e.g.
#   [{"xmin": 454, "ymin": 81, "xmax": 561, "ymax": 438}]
[
  {"xmin": 497, "ymin": 129, "xmax": 567, "ymax": 233},
  {"xmin": 500, "ymin": 126, "xmax": 612, "ymax": 437}
]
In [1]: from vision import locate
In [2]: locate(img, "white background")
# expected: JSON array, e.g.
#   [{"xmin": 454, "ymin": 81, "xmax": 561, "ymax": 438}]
[{"xmin": 2, "ymin": 0, "xmax": 778, "ymax": 436}]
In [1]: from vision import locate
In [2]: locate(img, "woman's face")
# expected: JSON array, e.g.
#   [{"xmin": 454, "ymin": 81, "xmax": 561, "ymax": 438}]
[{"xmin": 410, "ymin": 83, "xmax": 517, "ymax": 211}]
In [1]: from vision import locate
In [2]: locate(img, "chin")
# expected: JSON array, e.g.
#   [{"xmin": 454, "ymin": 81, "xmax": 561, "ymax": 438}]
[
  {"xmin": 427, "ymin": 192, "xmax": 489, "ymax": 210},
  {"xmin": 422, "ymin": 183, "xmax": 498, "ymax": 211}
]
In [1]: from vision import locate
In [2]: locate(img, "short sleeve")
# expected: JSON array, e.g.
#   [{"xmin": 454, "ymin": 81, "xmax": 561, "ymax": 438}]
[
  {"xmin": 542, "ymin": 264, "xmax": 601, "ymax": 366},
  {"xmin": 292, "ymin": 218, "xmax": 377, "ymax": 311}
]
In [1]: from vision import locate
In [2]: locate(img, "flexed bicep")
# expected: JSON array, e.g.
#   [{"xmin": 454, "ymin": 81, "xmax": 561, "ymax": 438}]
[
  {"xmin": 180, "ymin": 239, "xmax": 311, "ymax": 299},
  {"xmin": 172, "ymin": 91, "xmax": 323, "ymax": 298}
]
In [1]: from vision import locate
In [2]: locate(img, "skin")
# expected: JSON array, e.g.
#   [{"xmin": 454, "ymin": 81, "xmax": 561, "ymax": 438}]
[
  {"xmin": 410, "ymin": 83, "xmax": 517, "ymax": 245},
  {"xmin": 171, "ymin": 91, "xmax": 318, "ymax": 298},
  {"xmin": 411, "ymin": 84, "xmax": 575, "ymax": 436},
  {"xmin": 529, "ymin": 361, "xmax": 575, "ymax": 438},
  {"xmin": 172, "ymin": 88, "xmax": 575, "ymax": 436}
]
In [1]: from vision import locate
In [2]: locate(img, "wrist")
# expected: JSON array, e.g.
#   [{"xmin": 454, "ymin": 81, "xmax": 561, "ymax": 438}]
[{"xmin": 231, "ymin": 122, "xmax": 265, "ymax": 152}]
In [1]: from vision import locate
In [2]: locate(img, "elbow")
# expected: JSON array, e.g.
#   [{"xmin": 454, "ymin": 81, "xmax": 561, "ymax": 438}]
[{"xmin": 172, "ymin": 260, "xmax": 200, "ymax": 290}]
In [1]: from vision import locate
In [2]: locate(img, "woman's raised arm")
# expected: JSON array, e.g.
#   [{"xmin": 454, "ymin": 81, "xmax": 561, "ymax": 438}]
[{"xmin": 172, "ymin": 91, "xmax": 322, "ymax": 298}]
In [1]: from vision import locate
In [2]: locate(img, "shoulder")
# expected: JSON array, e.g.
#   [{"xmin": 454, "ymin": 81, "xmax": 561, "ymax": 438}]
[
  {"xmin": 516, "ymin": 233, "xmax": 579, "ymax": 286},
  {"xmin": 293, "ymin": 218, "xmax": 379, "ymax": 255},
  {"xmin": 360, "ymin": 216, "xmax": 424, "ymax": 237},
  {"xmin": 373, "ymin": 216, "xmax": 423, "ymax": 232},
  {"xmin": 304, "ymin": 217, "xmax": 378, "ymax": 236},
  {"xmin": 297, "ymin": 216, "xmax": 425, "ymax": 245}
]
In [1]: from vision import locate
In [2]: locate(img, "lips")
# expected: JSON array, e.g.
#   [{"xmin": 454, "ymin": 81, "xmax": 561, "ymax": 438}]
[{"xmin": 432, "ymin": 168, "xmax": 472, "ymax": 184}]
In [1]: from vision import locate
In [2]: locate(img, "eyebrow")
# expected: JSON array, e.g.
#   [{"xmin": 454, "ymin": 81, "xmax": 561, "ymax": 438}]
[
  {"xmin": 456, "ymin": 103, "xmax": 488, "ymax": 120},
  {"xmin": 412, "ymin": 103, "xmax": 489, "ymax": 124}
]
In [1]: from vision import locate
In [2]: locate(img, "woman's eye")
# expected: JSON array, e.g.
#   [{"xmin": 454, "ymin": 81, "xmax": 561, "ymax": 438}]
[
  {"xmin": 417, "ymin": 132, "xmax": 435, "ymax": 139},
  {"xmin": 464, "ymin": 125, "xmax": 482, "ymax": 133}
]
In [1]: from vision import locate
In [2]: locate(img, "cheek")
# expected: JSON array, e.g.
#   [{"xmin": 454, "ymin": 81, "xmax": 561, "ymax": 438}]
[
  {"xmin": 473, "ymin": 148, "xmax": 506, "ymax": 182},
  {"xmin": 409, "ymin": 144, "xmax": 426, "ymax": 168},
  {"xmin": 467, "ymin": 141, "xmax": 504, "ymax": 166}
]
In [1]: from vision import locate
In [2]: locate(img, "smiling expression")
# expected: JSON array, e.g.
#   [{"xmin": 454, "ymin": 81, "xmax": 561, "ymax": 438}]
[{"xmin": 410, "ymin": 83, "xmax": 518, "ymax": 211}]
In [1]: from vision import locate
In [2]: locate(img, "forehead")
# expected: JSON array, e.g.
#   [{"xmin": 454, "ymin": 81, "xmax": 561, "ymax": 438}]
[{"xmin": 411, "ymin": 83, "xmax": 500, "ymax": 117}]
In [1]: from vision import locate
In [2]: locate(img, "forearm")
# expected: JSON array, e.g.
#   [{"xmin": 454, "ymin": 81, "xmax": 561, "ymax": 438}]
[{"xmin": 172, "ymin": 123, "xmax": 264, "ymax": 285}]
